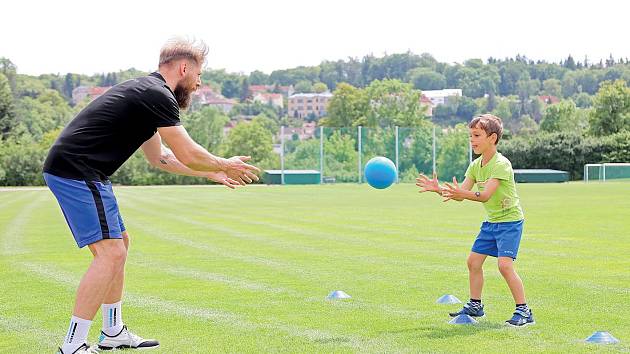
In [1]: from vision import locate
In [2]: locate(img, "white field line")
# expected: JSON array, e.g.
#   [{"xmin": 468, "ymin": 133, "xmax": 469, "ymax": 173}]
[
  {"xmin": 1, "ymin": 192, "xmax": 46, "ymax": 255},
  {"xmin": 16, "ymin": 261, "xmax": 401, "ymax": 352}
]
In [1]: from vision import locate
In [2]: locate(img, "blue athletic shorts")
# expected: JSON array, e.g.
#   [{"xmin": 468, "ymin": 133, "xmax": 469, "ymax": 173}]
[
  {"xmin": 471, "ymin": 220, "xmax": 524, "ymax": 259},
  {"xmin": 44, "ymin": 173, "xmax": 125, "ymax": 248}
]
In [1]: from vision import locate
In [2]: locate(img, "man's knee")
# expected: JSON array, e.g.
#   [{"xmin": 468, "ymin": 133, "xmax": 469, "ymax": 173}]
[{"xmin": 93, "ymin": 239, "xmax": 127, "ymax": 267}]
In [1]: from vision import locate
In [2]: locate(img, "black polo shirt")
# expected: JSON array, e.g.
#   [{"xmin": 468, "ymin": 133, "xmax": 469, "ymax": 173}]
[{"xmin": 44, "ymin": 72, "xmax": 180, "ymax": 181}]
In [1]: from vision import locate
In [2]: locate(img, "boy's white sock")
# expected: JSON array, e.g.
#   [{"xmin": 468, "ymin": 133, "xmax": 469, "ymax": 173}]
[
  {"xmin": 61, "ymin": 316, "xmax": 92, "ymax": 353},
  {"xmin": 102, "ymin": 301, "xmax": 124, "ymax": 336}
]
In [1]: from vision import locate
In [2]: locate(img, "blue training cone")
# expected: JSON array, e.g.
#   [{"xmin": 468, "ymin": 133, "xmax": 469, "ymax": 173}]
[
  {"xmin": 448, "ymin": 314, "xmax": 478, "ymax": 325},
  {"xmin": 436, "ymin": 294, "xmax": 462, "ymax": 304},
  {"xmin": 585, "ymin": 331, "xmax": 620, "ymax": 344},
  {"xmin": 327, "ymin": 290, "xmax": 351, "ymax": 300}
]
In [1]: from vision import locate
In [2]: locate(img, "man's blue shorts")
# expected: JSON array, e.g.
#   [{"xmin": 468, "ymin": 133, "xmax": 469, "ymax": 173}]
[
  {"xmin": 44, "ymin": 173, "xmax": 125, "ymax": 248},
  {"xmin": 471, "ymin": 220, "xmax": 524, "ymax": 259}
]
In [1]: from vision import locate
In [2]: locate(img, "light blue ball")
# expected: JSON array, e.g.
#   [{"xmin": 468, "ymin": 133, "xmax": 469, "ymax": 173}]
[{"xmin": 364, "ymin": 156, "xmax": 397, "ymax": 189}]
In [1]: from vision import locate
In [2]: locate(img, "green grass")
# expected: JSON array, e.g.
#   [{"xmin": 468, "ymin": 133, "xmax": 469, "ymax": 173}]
[{"xmin": 1, "ymin": 182, "xmax": 629, "ymax": 353}]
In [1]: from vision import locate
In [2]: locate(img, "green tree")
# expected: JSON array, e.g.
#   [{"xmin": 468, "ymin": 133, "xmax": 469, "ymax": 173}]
[
  {"xmin": 249, "ymin": 70, "xmax": 269, "ymax": 85},
  {"xmin": 407, "ymin": 68, "xmax": 446, "ymax": 90},
  {"xmin": 437, "ymin": 123, "xmax": 469, "ymax": 181},
  {"xmin": 322, "ymin": 83, "xmax": 367, "ymax": 127},
  {"xmin": 360, "ymin": 79, "xmax": 427, "ymax": 127},
  {"xmin": 0, "ymin": 73, "xmax": 15, "ymax": 137},
  {"xmin": 312, "ymin": 82, "xmax": 328, "ymax": 93},
  {"xmin": 540, "ymin": 100, "xmax": 579, "ymax": 133},
  {"xmin": 589, "ymin": 80, "xmax": 630, "ymax": 136},
  {"xmin": 294, "ymin": 80, "xmax": 313, "ymax": 93},
  {"xmin": 222, "ymin": 120, "xmax": 278, "ymax": 170},
  {"xmin": 542, "ymin": 78, "xmax": 562, "ymax": 98},
  {"xmin": 221, "ymin": 78, "xmax": 241, "ymax": 98},
  {"xmin": 180, "ymin": 106, "xmax": 229, "ymax": 153}
]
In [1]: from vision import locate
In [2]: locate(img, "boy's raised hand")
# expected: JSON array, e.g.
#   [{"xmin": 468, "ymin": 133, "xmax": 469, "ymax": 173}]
[
  {"xmin": 416, "ymin": 172, "xmax": 441, "ymax": 194},
  {"xmin": 442, "ymin": 176, "xmax": 465, "ymax": 202}
]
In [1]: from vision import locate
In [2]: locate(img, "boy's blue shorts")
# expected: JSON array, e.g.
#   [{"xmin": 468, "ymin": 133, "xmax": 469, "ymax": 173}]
[
  {"xmin": 44, "ymin": 173, "xmax": 125, "ymax": 248},
  {"xmin": 471, "ymin": 220, "xmax": 524, "ymax": 259}
]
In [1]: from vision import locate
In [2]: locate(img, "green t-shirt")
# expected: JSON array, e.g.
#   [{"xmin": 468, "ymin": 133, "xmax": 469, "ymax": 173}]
[{"xmin": 465, "ymin": 152, "xmax": 524, "ymax": 222}]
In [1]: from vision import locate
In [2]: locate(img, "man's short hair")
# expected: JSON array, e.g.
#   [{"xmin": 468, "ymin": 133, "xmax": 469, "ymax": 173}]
[
  {"xmin": 159, "ymin": 37, "xmax": 208, "ymax": 67},
  {"xmin": 469, "ymin": 114, "xmax": 503, "ymax": 144}
]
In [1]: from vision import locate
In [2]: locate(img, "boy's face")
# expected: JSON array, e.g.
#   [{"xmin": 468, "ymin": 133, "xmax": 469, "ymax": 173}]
[{"xmin": 469, "ymin": 126, "xmax": 496, "ymax": 154}]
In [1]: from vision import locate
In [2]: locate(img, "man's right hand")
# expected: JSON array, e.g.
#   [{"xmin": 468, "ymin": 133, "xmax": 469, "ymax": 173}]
[
  {"xmin": 224, "ymin": 156, "xmax": 261, "ymax": 185},
  {"xmin": 416, "ymin": 172, "xmax": 441, "ymax": 194}
]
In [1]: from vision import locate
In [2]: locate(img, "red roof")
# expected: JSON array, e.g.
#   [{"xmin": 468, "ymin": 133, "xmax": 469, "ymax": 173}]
[{"xmin": 538, "ymin": 95, "xmax": 560, "ymax": 104}]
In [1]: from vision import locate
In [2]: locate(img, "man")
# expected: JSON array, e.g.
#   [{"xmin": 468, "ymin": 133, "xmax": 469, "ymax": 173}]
[{"xmin": 43, "ymin": 38, "xmax": 260, "ymax": 353}]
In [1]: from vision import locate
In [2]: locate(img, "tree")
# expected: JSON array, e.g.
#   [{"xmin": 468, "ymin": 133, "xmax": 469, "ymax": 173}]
[
  {"xmin": 540, "ymin": 100, "xmax": 579, "ymax": 133},
  {"xmin": 542, "ymin": 79, "xmax": 562, "ymax": 98},
  {"xmin": 313, "ymin": 82, "xmax": 328, "ymax": 93},
  {"xmin": 589, "ymin": 80, "xmax": 630, "ymax": 136},
  {"xmin": 573, "ymin": 92, "xmax": 593, "ymax": 108},
  {"xmin": 180, "ymin": 106, "xmax": 229, "ymax": 153},
  {"xmin": 407, "ymin": 68, "xmax": 446, "ymax": 90},
  {"xmin": 322, "ymin": 83, "xmax": 366, "ymax": 127},
  {"xmin": 437, "ymin": 123, "xmax": 469, "ymax": 181},
  {"xmin": 249, "ymin": 70, "xmax": 269, "ymax": 85},
  {"xmin": 361, "ymin": 79, "xmax": 427, "ymax": 127},
  {"xmin": 0, "ymin": 73, "xmax": 15, "ymax": 137},
  {"xmin": 222, "ymin": 120, "xmax": 277, "ymax": 169},
  {"xmin": 294, "ymin": 80, "xmax": 313, "ymax": 93},
  {"xmin": 0, "ymin": 58, "xmax": 17, "ymax": 92},
  {"xmin": 221, "ymin": 78, "xmax": 241, "ymax": 99}
]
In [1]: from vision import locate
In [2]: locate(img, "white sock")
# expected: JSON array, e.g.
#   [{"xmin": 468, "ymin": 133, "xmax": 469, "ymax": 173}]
[
  {"xmin": 61, "ymin": 316, "xmax": 92, "ymax": 353},
  {"xmin": 102, "ymin": 301, "xmax": 124, "ymax": 336}
]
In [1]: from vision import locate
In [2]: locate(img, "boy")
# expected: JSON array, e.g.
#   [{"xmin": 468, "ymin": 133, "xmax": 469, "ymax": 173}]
[{"xmin": 416, "ymin": 114, "xmax": 534, "ymax": 327}]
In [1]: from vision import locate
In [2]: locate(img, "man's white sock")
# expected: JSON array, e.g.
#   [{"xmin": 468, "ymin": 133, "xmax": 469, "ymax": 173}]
[
  {"xmin": 61, "ymin": 316, "xmax": 92, "ymax": 353},
  {"xmin": 102, "ymin": 301, "xmax": 124, "ymax": 336}
]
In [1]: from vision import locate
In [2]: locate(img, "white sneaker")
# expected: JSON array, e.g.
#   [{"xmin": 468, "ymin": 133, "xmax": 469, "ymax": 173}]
[
  {"xmin": 56, "ymin": 343, "xmax": 99, "ymax": 354},
  {"xmin": 97, "ymin": 325, "xmax": 159, "ymax": 350}
]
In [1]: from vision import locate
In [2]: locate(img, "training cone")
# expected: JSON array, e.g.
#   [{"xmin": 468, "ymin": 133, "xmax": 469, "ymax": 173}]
[
  {"xmin": 436, "ymin": 294, "xmax": 462, "ymax": 304},
  {"xmin": 585, "ymin": 331, "xmax": 620, "ymax": 344},
  {"xmin": 448, "ymin": 314, "xmax": 478, "ymax": 325},
  {"xmin": 327, "ymin": 290, "xmax": 351, "ymax": 300}
]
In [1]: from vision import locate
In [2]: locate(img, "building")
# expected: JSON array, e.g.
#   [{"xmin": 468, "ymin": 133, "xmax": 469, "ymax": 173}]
[
  {"xmin": 249, "ymin": 84, "xmax": 294, "ymax": 98},
  {"xmin": 278, "ymin": 121, "xmax": 318, "ymax": 141},
  {"xmin": 205, "ymin": 97, "xmax": 238, "ymax": 114},
  {"xmin": 288, "ymin": 92, "xmax": 333, "ymax": 119},
  {"xmin": 72, "ymin": 86, "xmax": 111, "ymax": 105},
  {"xmin": 421, "ymin": 89, "xmax": 462, "ymax": 106},
  {"xmin": 252, "ymin": 92, "xmax": 284, "ymax": 108},
  {"xmin": 420, "ymin": 94, "xmax": 433, "ymax": 117}
]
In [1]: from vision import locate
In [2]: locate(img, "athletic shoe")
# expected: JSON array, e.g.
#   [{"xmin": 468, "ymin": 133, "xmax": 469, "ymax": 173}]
[
  {"xmin": 56, "ymin": 343, "xmax": 99, "ymax": 354},
  {"xmin": 98, "ymin": 325, "xmax": 159, "ymax": 350},
  {"xmin": 449, "ymin": 301, "xmax": 485, "ymax": 318},
  {"xmin": 506, "ymin": 307, "xmax": 535, "ymax": 327}
]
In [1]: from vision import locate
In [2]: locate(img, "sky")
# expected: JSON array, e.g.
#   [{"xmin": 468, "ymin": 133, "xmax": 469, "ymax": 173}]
[{"xmin": 1, "ymin": 0, "xmax": 628, "ymax": 76}]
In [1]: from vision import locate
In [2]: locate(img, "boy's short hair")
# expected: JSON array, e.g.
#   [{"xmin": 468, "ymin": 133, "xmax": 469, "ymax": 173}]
[
  {"xmin": 469, "ymin": 114, "xmax": 503, "ymax": 145},
  {"xmin": 159, "ymin": 37, "xmax": 208, "ymax": 67}
]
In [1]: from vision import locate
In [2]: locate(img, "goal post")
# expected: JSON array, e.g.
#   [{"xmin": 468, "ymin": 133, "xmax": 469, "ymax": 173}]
[{"xmin": 584, "ymin": 163, "xmax": 630, "ymax": 182}]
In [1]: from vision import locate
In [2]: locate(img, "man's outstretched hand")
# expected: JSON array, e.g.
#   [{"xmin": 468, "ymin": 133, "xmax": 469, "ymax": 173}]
[{"xmin": 224, "ymin": 156, "xmax": 261, "ymax": 186}]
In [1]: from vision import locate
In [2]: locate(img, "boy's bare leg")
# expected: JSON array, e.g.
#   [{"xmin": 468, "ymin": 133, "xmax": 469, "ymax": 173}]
[
  {"xmin": 497, "ymin": 256, "xmax": 526, "ymax": 304},
  {"xmin": 467, "ymin": 252, "xmax": 487, "ymax": 299}
]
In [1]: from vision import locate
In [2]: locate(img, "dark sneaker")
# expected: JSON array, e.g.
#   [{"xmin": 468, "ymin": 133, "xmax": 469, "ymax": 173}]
[
  {"xmin": 506, "ymin": 307, "xmax": 535, "ymax": 327},
  {"xmin": 449, "ymin": 301, "xmax": 485, "ymax": 318},
  {"xmin": 98, "ymin": 325, "xmax": 160, "ymax": 350},
  {"xmin": 56, "ymin": 343, "xmax": 99, "ymax": 354}
]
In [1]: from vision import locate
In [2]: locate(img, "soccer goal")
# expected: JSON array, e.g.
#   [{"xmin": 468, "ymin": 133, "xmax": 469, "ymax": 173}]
[{"xmin": 584, "ymin": 163, "xmax": 630, "ymax": 182}]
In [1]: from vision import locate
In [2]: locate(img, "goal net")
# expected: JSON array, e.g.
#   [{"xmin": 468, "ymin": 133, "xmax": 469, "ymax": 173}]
[{"xmin": 584, "ymin": 163, "xmax": 630, "ymax": 182}]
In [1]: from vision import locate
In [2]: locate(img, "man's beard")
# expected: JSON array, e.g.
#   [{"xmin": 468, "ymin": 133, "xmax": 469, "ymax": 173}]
[{"xmin": 174, "ymin": 79, "xmax": 196, "ymax": 109}]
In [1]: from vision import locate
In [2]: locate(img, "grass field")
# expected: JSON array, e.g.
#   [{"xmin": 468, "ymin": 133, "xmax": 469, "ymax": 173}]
[{"xmin": 1, "ymin": 182, "xmax": 629, "ymax": 353}]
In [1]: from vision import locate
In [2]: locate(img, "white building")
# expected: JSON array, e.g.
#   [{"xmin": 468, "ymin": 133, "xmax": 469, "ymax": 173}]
[{"xmin": 421, "ymin": 89, "xmax": 462, "ymax": 106}]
